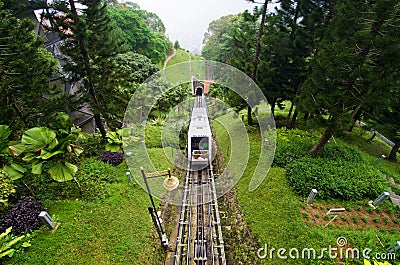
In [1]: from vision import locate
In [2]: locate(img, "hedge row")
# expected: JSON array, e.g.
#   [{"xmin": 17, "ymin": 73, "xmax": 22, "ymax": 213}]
[
  {"xmin": 286, "ymin": 158, "xmax": 387, "ymax": 200},
  {"xmin": 273, "ymin": 128, "xmax": 387, "ymax": 201}
]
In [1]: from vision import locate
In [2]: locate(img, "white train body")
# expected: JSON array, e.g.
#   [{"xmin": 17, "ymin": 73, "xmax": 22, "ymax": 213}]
[{"xmin": 188, "ymin": 97, "xmax": 212, "ymax": 166}]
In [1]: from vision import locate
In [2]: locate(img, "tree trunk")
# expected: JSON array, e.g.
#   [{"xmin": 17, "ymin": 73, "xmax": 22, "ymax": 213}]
[
  {"xmin": 286, "ymin": 100, "xmax": 294, "ymax": 121},
  {"xmin": 247, "ymin": 105, "xmax": 252, "ymax": 126},
  {"xmin": 348, "ymin": 108, "xmax": 362, "ymax": 132},
  {"xmin": 94, "ymin": 113, "xmax": 107, "ymax": 137},
  {"xmin": 270, "ymin": 97, "xmax": 276, "ymax": 120},
  {"xmin": 388, "ymin": 141, "xmax": 400, "ymax": 161},
  {"xmin": 249, "ymin": 0, "xmax": 269, "ymax": 126},
  {"xmin": 303, "ymin": 112, "xmax": 309, "ymax": 123},
  {"xmin": 69, "ymin": 0, "xmax": 106, "ymax": 138},
  {"xmin": 271, "ymin": 103, "xmax": 275, "ymax": 119},
  {"xmin": 289, "ymin": 110, "xmax": 298, "ymax": 129},
  {"xmin": 309, "ymin": 124, "xmax": 334, "ymax": 155}
]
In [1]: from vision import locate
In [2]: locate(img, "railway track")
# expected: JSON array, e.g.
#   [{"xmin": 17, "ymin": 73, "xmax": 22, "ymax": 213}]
[
  {"xmin": 172, "ymin": 92, "xmax": 225, "ymax": 265},
  {"xmin": 174, "ymin": 165, "xmax": 226, "ymax": 265}
]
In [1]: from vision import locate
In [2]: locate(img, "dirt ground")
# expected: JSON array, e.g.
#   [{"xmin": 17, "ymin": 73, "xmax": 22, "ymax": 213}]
[{"xmin": 301, "ymin": 202, "xmax": 400, "ymax": 231}]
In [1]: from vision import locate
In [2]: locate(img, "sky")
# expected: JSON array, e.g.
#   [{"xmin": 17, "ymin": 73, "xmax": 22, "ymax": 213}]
[{"xmin": 130, "ymin": 0, "xmax": 262, "ymax": 53}]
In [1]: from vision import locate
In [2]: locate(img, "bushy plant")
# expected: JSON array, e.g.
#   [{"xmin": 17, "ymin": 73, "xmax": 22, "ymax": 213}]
[
  {"xmin": 74, "ymin": 157, "xmax": 118, "ymax": 200},
  {"xmin": 0, "ymin": 198, "xmax": 46, "ymax": 235},
  {"xmin": 78, "ymin": 133, "xmax": 106, "ymax": 158},
  {"xmin": 272, "ymin": 128, "xmax": 316, "ymax": 167},
  {"xmin": 100, "ymin": 151, "xmax": 124, "ymax": 165},
  {"xmin": 149, "ymin": 117, "xmax": 165, "ymax": 126},
  {"xmin": 17, "ymin": 158, "xmax": 120, "ymax": 201},
  {"xmin": 145, "ymin": 125, "xmax": 163, "ymax": 148},
  {"xmin": 5, "ymin": 127, "xmax": 83, "ymax": 182},
  {"xmin": 0, "ymin": 170, "xmax": 15, "ymax": 211},
  {"xmin": 286, "ymin": 157, "xmax": 387, "ymax": 201},
  {"xmin": 315, "ymin": 144, "xmax": 363, "ymax": 163},
  {"xmin": 273, "ymin": 128, "xmax": 365, "ymax": 168},
  {"xmin": 0, "ymin": 227, "xmax": 30, "ymax": 260}
]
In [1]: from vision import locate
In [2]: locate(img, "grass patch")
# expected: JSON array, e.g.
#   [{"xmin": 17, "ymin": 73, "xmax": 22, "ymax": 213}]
[
  {"xmin": 213, "ymin": 121, "xmax": 399, "ymax": 264},
  {"xmin": 145, "ymin": 125, "xmax": 162, "ymax": 148},
  {"xmin": 165, "ymin": 49, "xmax": 205, "ymax": 83},
  {"xmin": 6, "ymin": 162, "xmax": 164, "ymax": 265},
  {"xmin": 166, "ymin": 49, "xmax": 189, "ymax": 67}
]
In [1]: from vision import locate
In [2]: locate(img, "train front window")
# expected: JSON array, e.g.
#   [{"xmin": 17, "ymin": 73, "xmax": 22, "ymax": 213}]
[{"xmin": 191, "ymin": 137, "xmax": 209, "ymax": 151}]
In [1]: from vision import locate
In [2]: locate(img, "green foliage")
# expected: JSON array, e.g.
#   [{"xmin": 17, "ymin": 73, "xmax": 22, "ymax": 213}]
[
  {"xmin": 0, "ymin": 170, "xmax": 15, "ymax": 210},
  {"xmin": 286, "ymin": 157, "xmax": 387, "ymax": 201},
  {"xmin": 316, "ymin": 145, "xmax": 363, "ymax": 163},
  {"xmin": 44, "ymin": 0, "xmax": 125, "ymax": 136},
  {"xmin": 24, "ymin": 157, "xmax": 120, "ymax": 201},
  {"xmin": 272, "ymin": 128, "xmax": 317, "ymax": 167},
  {"xmin": 297, "ymin": 0, "xmax": 400, "ymax": 152},
  {"xmin": 106, "ymin": 129, "xmax": 138, "ymax": 152},
  {"xmin": 152, "ymin": 83, "xmax": 190, "ymax": 114},
  {"xmin": 74, "ymin": 158, "xmax": 118, "ymax": 200},
  {"xmin": 149, "ymin": 117, "xmax": 165, "ymax": 126},
  {"xmin": 105, "ymin": 130, "xmax": 123, "ymax": 152},
  {"xmin": 48, "ymin": 112, "xmax": 73, "ymax": 133},
  {"xmin": 274, "ymin": 128, "xmax": 376, "ymax": 201},
  {"xmin": 383, "ymin": 217, "xmax": 390, "ymax": 224},
  {"xmin": 144, "ymin": 125, "xmax": 162, "ymax": 148},
  {"xmin": 173, "ymin": 40, "xmax": 180, "ymax": 50},
  {"xmin": 108, "ymin": 5, "xmax": 171, "ymax": 63},
  {"xmin": 0, "ymin": 227, "xmax": 27, "ymax": 260},
  {"xmin": 77, "ymin": 133, "xmax": 106, "ymax": 158},
  {"xmin": 0, "ymin": 125, "xmax": 11, "ymax": 156},
  {"xmin": 101, "ymin": 52, "xmax": 158, "ymax": 129},
  {"xmin": 0, "ymin": 3, "xmax": 70, "ymax": 133},
  {"xmin": 4, "ymin": 127, "xmax": 83, "ymax": 182},
  {"xmin": 202, "ymin": 14, "xmax": 238, "ymax": 61}
]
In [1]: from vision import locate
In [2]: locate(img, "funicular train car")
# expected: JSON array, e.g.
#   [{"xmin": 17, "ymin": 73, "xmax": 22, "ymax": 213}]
[
  {"xmin": 188, "ymin": 77, "xmax": 212, "ymax": 166},
  {"xmin": 188, "ymin": 106, "xmax": 212, "ymax": 166}
]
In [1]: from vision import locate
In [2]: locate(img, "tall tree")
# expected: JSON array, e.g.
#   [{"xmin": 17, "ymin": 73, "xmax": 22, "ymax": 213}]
[
  {"xmin": 108, "ymin": 5, "xmax": 171, "ymax": 63},
  {"xmin": 297, "ymin": 0, "xmax": 400, "ymax": 154},
  {"xmin": 98, "ymin": 52, "xmax": 158, "ymax": 129},
  {"xmin": 44, "ymin": 0, "xmax": 123, "ymax": 137},
  {"xmin": 0, "ymin": 1, "xmax": 69, "ymax": 133},
  {"xmin": 202, "ymin": 14, "xmax": 238, "ymax": 61},
  {"xmin": 247, "ymin": 0, "xmax": 270, "ymax": 125}
]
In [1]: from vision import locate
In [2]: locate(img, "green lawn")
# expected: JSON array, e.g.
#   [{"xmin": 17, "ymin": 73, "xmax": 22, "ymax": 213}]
[
  {"xmin": 213, "ymin": 119, "xmax": 400, "ymax": 265},
  {"xmin": 5, "ymin": 147, "xmax": 174, "ymax": 265},
  {"xmin": 164, "ymin": 49, "xmax": 205, "ymax": 83}
]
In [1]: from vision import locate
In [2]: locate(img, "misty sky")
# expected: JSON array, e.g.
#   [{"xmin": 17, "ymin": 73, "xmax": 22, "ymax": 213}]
[{"xmin": 131, "ymin": 0, "xmax": 262, "ymax": 53}]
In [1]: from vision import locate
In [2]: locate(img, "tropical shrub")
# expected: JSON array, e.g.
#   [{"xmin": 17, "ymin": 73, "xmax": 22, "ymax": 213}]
[
  {"xmin": 273, "ymin": 128, "xmax": 316, "ymax": 167},
  {"xmin": 15, "ymin": 158, "xmax": 120, "ymax": 201},
  {"xmin": 105, "ymin": 130, "xmax": 124, "ymax": 152},
  {"xmin": 286, "ymin": 157, "xmax": 387, "ymax": 200},
  {"xmin": 273, "ymin": 128, "xmax": 364, "ymax": 167},
  {"xmin": 0, "ymin": 170, "xmax": 15, "ymax": 211},
  {"xmin": 4, "ymin": 127, "xmax": 83, "ymax": 182},
  {"xmin": 106, "ymin": 128, "xmax": 138, "ymax": 152},
  {"xmin": 0, "ymin": 198, "xmax": 46, "ymax": 235},
  {"xmin": 78, "ymin": 133, "xmax": 106, "ymax": 157},
  {"xmin": 273, "ymin": 139, "xmax": 313, "ymax": 167},
  {"xmin": 74, "ymin": 158, "xmax": 118, "ymax": 200},
  {"xmin": 145, "ymin": 125, "xmax": 163, "ymax": 148},
  {"xmin": 0, "ymin": 227, "xmax": 29, "ymax": 260},
  {"xmin": 315, "ymin": 144, "xmax": 363, "ymax": 163}
]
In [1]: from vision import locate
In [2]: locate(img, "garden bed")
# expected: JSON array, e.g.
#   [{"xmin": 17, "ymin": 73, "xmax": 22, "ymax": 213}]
[{"xmin": 301, "ymin": 202, "xmax": 400, "ymax": 232}]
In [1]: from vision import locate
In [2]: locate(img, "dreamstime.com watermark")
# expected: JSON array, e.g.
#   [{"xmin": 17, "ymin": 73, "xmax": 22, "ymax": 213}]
[{"xmin": 257, "ymin": 237, "xmax": 397, "ymax": 261}]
